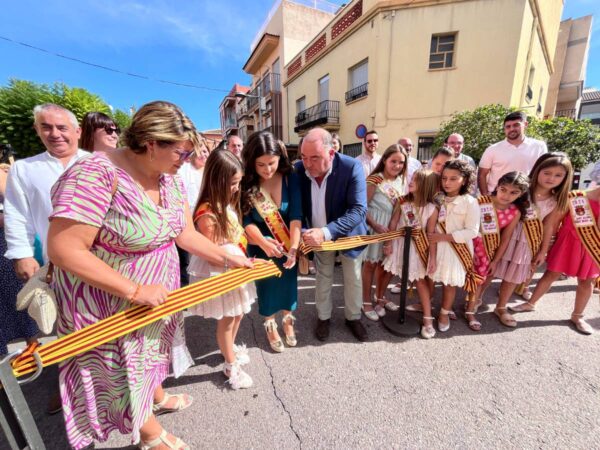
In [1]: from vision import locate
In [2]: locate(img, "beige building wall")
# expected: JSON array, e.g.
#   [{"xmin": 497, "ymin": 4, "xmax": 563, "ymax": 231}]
[{"xmin": 284, "ymin": 0, "xmax": 564, "ymax": 156}]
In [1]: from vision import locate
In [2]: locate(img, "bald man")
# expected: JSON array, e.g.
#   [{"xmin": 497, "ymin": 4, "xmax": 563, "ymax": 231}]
[
  {"xmin": 397, "ymin": 137, "xmax": 423, "ymax": 182},
  {"xmin": 446, "ymin": 133, "xmax": 475, "ymax": 168},
  {"xmin": 296, "ymin": 127, "xmax": 369, "ymax": 342},
  {"xmin": 227, "ymin": 135, "xmax": 243, "ymax": 160}
]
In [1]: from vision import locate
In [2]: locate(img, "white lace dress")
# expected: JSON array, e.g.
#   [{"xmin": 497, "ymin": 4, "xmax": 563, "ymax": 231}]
[
  {"xmin": 383, "ymin": 202, "xmax": 436, "ymax": 281},
  {"xmin": 188, "ymin": 208, "xmax": 256, "ymax": 319},
  {"xmin": 430, "ymin": 194, "xmax": 480, "ymax": 287}
]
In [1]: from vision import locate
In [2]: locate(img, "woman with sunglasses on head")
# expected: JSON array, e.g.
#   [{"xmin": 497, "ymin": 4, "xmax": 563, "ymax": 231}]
[{"xmin": 79, "ymin": 111, "xmax": 120, "ymax": 153}]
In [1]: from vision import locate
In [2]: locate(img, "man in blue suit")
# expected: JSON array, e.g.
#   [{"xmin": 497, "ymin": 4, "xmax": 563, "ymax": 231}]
[{"xmin": 296, "ymin": 127, "xmax": 368, "ymax": 342}]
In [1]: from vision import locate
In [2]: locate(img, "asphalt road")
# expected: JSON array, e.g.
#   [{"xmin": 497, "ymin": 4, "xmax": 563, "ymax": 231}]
[{"xmin": 3, "ymin": 268, "xmax": 600, "ymax": 449}]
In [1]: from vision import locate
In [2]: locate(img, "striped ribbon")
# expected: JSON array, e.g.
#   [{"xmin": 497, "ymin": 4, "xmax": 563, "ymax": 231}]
[
  {"xmin": 478, "ymin": 195, "xmax": 501, "ymax": 260},
  {"xmin": 299, "ymin": 230, "xmax": 406, "ymax": 254},
  {"xmin": 9, "ymin": 261, "xmax": 280, "ymax": 379}
]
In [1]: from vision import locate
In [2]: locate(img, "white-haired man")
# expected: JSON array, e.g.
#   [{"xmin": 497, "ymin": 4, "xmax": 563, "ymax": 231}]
[{"xmin": 4, "ymin": 103, "xmax": 87, "ymax": 281}]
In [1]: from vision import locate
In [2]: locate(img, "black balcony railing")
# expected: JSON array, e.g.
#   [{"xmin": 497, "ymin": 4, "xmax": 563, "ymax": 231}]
[
  {"xmin": 342, "ymin": 143, "xmax": 362, "ymax": 157},
  {"xmin": 555, "ymin": 109, "xmax": 577, "ymax": 119},
  {"xmin": 294, "ymin": 100, "xmax": 340, "ymax": 132},
  {"xmin": 345, "ymin": 82, "xmax": 368, "ymax": 103},
  {"xmin": 247, "ymin": 86, "xmax": 259, "ymax": 111}
]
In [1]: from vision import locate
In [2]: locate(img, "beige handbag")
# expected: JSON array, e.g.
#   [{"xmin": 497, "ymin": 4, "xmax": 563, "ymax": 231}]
[{"xmin": 16, "ymin": 263, "xmax": 57, "ymax": 334}]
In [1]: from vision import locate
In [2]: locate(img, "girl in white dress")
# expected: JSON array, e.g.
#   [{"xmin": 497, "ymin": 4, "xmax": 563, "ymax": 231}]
[
  {"xmin": 383, "ymin": 169, "xmax": 440, "ymax": 338},
  {"xmin": 189, "ymin": 150, "xmax": 256, "ymax": 390},
  {"xmin": 362, "ymin": 144, "xmax": 408, "ymax": 321},
  {"xmin": 428, "ymin": 160, "xmax": 480, "ymax": 332}
]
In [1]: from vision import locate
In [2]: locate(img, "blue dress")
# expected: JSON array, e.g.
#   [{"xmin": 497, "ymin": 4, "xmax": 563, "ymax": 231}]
[
  {"xmin": 244, "ymin": 172, "xmax": 302, "ymax": 317},
  {"xmin": 0, "ymin": 226, "xmax": 38, "ymax": 355}
]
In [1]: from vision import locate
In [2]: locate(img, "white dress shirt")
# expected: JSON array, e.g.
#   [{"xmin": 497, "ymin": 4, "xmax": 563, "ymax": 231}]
[
  {"xmin": 407, "ymin": 156, "xmax": 422, "ymax": 183},
  {"xmin": 178, "ymin": 162, "xmax": 203, "ymax": 209},
  {"xmin": 306, "ymin": 167, "xmax": 333, "ymax": 241},
  {"xmin": 355, "ymin": 152, "xmax": 381, "ymax": 178},
  {"xmin": 4, "ymin": 149, "xmax": 88, "ymax": 262}
]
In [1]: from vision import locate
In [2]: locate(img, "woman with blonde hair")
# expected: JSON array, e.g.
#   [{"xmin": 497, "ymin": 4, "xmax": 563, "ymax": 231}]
[{"xmin": 48, "ymin": 101, "xmax": 253, "ymax": 449}]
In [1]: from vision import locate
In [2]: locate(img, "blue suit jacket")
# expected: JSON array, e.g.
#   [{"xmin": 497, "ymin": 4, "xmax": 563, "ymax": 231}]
[{"xmin": 295, "ymin": 153, "xmax": 367, "ymax": 258}]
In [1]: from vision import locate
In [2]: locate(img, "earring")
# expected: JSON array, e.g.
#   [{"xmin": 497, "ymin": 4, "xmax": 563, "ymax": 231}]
[{"xmin": 150, "ymin": 152, "xmax": 155, "ymax": 162}]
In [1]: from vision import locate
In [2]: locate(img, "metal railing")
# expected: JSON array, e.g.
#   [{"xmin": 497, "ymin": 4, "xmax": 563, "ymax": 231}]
[
  {"xmin": 342, "ymin": 142, "xmax": 362, "ymax": 157},
  {"xmin": 555, "ymin": 109, "xmax": 577, "ymax": 119},
  {"xmin": 345, "ymin": 82, "xmax": 368, "ymax": 103},
  {"xmin": 294, "ymin": 100, "xmax": 340, "ymax": 131}
]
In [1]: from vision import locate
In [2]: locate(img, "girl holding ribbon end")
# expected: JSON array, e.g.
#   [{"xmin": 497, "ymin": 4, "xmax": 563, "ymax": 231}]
[
  {"xmin": 189, "ymin": 150, "xmax": 257, "ymax": 388},
  {"xmin": 383, "ymin": 169, "xmax": 440, "ymax": 338},
  {"xmin": 362, "ymin": 144, "xmax": 408, "ymax": 321},
  {"xmin": 427, "ymin": 160, "xmax": 480, "ymax": 332},
  {"xmin": 241, "ymin": 131, "xmax": 302, "ymax": 353},
  {"xmin": 469, "ymin": 171, "xmax": 529, "ymax": 330}
]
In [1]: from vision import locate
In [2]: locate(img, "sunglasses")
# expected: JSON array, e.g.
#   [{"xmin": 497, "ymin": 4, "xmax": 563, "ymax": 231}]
[
  {"xmin": 104, "ymin": 126, "xmax": 121, "ymax": 135},
  {"xmin": 174, "ymin": 149, "xmax": 195, "ymax": 162},
  {"xmin": 366, "ymin": 139, "xmax": 379, "ymax": 144}
]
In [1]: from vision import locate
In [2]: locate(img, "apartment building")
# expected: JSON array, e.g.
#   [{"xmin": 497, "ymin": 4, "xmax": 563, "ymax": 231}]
[{"xmin": 284, "ymin": 0, "xmax": 564, "ymax": 159}]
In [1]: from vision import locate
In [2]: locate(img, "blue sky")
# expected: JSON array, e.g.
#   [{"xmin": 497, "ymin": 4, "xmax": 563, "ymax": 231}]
[{"xmin": 0, "ymin": 0, "xmax": 598, "ymax": 131}]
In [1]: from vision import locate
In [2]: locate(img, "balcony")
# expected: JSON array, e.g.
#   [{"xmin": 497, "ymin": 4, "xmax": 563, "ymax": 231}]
[
  {"xmin": 294, "ymin": 100, "xmax": 340, "ymax": 133},
  {"xmin": 264, "ymin": 125, "xmax": 283, "ymax": 140},
  {"xmin": 345, "ymin": 82, "xmax": 368, "ymax": 103},
  {"xmin": 223, "ymin": 116, "xmax": 237, "ymax": 128},
  {"xmin": 555, "ymin": 109, "xmax": 578, "ymax": 119}
]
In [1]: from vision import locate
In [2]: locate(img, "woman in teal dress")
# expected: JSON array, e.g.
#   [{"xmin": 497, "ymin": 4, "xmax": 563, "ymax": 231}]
[{"xmin": 242, "ymin": 131, "xmax": 302, "ymax": 353}]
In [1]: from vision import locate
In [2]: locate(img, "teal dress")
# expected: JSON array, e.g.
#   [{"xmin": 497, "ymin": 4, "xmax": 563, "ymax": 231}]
[{"xmin": 244, "ymin": 172, "xmax": 302, "ymax": 316}]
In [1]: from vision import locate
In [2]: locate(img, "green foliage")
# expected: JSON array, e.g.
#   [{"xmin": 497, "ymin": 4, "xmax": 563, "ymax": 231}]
[
  {"xmin": 0, "ymin": 78, "xmax": 132, "ymax": 157},
  {"xmin": 433, "ymin": 104, "xmax": 516, "ymax": 161},
  {"xmin": 528, "ymin": 116, "xmax": 600, "ymax": 170},
  {"xmin": 434, "ymin": 104, "xmax": 600, "ymax": 169}
]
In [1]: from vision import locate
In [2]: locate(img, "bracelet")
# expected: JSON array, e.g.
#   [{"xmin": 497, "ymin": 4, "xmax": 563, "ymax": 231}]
[
  {"xmin": 223, "ymin": 256, "xmax": 229, "ymax": 271},
  {"xmin": 127, "ymin": 283, "xmax": 141, "ymax": 303}
]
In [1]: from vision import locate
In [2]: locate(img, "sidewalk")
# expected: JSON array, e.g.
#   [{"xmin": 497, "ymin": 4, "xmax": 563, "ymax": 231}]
[{"xmin": 3, "ymin": 268, "xmax": 600, "ymax": 449}]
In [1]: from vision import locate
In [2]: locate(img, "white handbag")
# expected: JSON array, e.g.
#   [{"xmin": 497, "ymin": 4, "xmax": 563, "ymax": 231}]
[{"xmin": 16, "ymin": 263, "xmax": 58, "ymax": 335}]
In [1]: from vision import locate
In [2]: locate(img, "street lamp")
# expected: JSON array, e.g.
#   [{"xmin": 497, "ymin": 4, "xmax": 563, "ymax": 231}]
[{"xmin": 234, "ymin": 85, "xmax": 263, "ymax": 133}]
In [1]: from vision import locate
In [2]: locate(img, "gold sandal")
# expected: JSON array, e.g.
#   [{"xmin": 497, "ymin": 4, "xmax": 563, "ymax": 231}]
[
  {"xmin": 152, "ymin": 393, "xmax": 193, "ymax": 416},
  {"xmin": 139, "ymin": 429, "xmax": 189, "ymax": 450}
]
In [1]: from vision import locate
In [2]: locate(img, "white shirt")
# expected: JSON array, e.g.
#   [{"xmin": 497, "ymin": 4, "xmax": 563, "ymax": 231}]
[
  {"xmin": 3, "ymin": 149, "xmax": 88, "ymax": 262},
  {"xmin": 479, "ymin": 137, "xmax": 547, "ymax": 193},
  {"xmin": 178, "ymin": 162, "xmax": 203, "ymax": 209},
  {"xmin": 306, "ymin": 167, "xmax": 333, "ymax": 241},
  {"xmin": 456, "ymin": 152, "xmax": 476, "ymax": 168},
  {"xmin": 355, "ymin": 152, "xmax": 381, "ymax": 178},
  {"xmin": 407, "ymin": 156, "xmax": 422, "ymax": 183}
]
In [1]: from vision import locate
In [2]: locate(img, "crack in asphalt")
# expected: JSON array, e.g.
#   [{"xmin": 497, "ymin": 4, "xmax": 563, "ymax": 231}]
[{"xmin": 247, "ymin": 314, "xmax": 302, "ymax": 449}]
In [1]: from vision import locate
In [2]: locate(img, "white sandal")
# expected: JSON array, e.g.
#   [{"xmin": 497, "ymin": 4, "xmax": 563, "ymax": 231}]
[
  {"xmin": 138, "ymin": 429, "xmax": 189, "ymax": 450},
  {"xmin": 264, "ymin": 318, "xmax": 285, "ymax": 353},
  {"xmin": 233, "ymin": 343, "xmax": 250, "ymax": 365},
  {"xmin": 421, "ymin": 316, "xmax": 436, "ymax": 339},
  {"xmin": 152, "ymin": 393, "xmax": 193, "ymax": 416},
  {"xmin": 571, "ymin": 313, "xmax": 593, "ymax": 335},
  {"xmin": 362, "ymin": 303, "xmax": 379, "ymax": 321},
  {"xmin": 223, "ymin": 361, "xmax": 253, "ymax": 389},
  {"xmin": 438, "ymin": 308, "xmax": 451, "ymax": 332},
  {"xmin": 282, "ymin": 313, "xmax": 297, "ymax": 347}
]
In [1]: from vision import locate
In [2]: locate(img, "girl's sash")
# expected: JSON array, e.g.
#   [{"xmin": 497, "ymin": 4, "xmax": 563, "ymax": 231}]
[
  {"xmin": 194, "ymin": 203, "xmax": 248, "ymax": 254},
  {"xmin": 567, "ymin": 191, "xmax": 600, "ymax": 268},
  {"xmin": 477, "ymin": 195, "xmax": 501, "ymax": 260},
  {"xmin": 522, "ymin": 196, "xmax": 544, "ymax": 257},
  {"xmin": 250, "ymin": 188, "xmax": 291, "ymax": 252},
  {"xmin": 398, "ymin": 197, "xmax": 429, "ymax": 268},
  {"xmin": 366, "ymin": 174, "xmax": 403, "ymax": 206},
  {"xmin": 437, "ymin": 203, "xmax": 483, "ymax": 296}
]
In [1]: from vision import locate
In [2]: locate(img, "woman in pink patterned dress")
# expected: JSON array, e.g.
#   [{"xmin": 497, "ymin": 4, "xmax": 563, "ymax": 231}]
[{"xmin": 47, "ymin": 101, "xmax": 252, "ymax": 450}]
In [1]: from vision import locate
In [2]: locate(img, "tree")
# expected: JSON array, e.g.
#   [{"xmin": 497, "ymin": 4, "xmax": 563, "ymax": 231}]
[
  {"xmin": 434, "ymin": 104, "xmax": 600, "ymax": 169},
  {"xmin": 433, "ymin": 104, "xmax": 516, "ymax": 161},
  {"xmin": 0, "ymin": 78, "xmax": 132, "ymax": 157},
  {"xmin": 528, "ymin": 116, "xmax": 600, "ymax": 170}
]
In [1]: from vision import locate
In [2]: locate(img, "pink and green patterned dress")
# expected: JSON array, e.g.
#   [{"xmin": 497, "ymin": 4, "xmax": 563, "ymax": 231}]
[{"xmin": 50, "ymin": 153, "xmax": 191, "ymax": 449}]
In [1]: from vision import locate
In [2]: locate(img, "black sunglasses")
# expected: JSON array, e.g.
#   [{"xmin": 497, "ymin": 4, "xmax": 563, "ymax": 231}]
[{"xmin": 104, "ymin": 125, "xmax": 121, "ymax": 135}]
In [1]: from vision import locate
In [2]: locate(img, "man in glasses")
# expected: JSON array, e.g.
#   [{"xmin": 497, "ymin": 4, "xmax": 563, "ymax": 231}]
[
  {"xmin": 4, "ymin": 103, "xmax": 88, "ymax": 281},
  {"xmin": 356, "ymin": 130, "xmax": 381, "ymax": 178}
]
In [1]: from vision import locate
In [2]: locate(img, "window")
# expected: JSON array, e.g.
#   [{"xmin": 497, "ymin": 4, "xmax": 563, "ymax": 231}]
[
  {"xmin": 526, "ymin": 66, "xmax": 535, "ymax": 102},
  {"xmin": 429, "ymin": 33, "xmax": 456, "ymax": 70},
  {"xmin": 346, "ymin": 59, "xmax": 368, "ymax": 102},
  {"xmin": 318, "ymin": 75, "xmax": 330, "ymax": 103},
  {"xmin": 272, "ymin": 58, "xmax": 280, "ymax": 75},
  {"xmin": 296, "ymin": 96, "xmax": 306, "ymax": 113}
]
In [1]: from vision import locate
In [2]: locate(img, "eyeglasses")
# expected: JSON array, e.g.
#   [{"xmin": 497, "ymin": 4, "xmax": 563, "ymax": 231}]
[
  {"xmin": 174, "ymin": 149, "xmax": 195, "ymax": 162},
  {"xmin": 104, "ymin": 126, "xmax": 121, "ymax": 135},
  {"xmin": 366, "ymin": 139, "xmax": 379, "ymax": 144}
]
